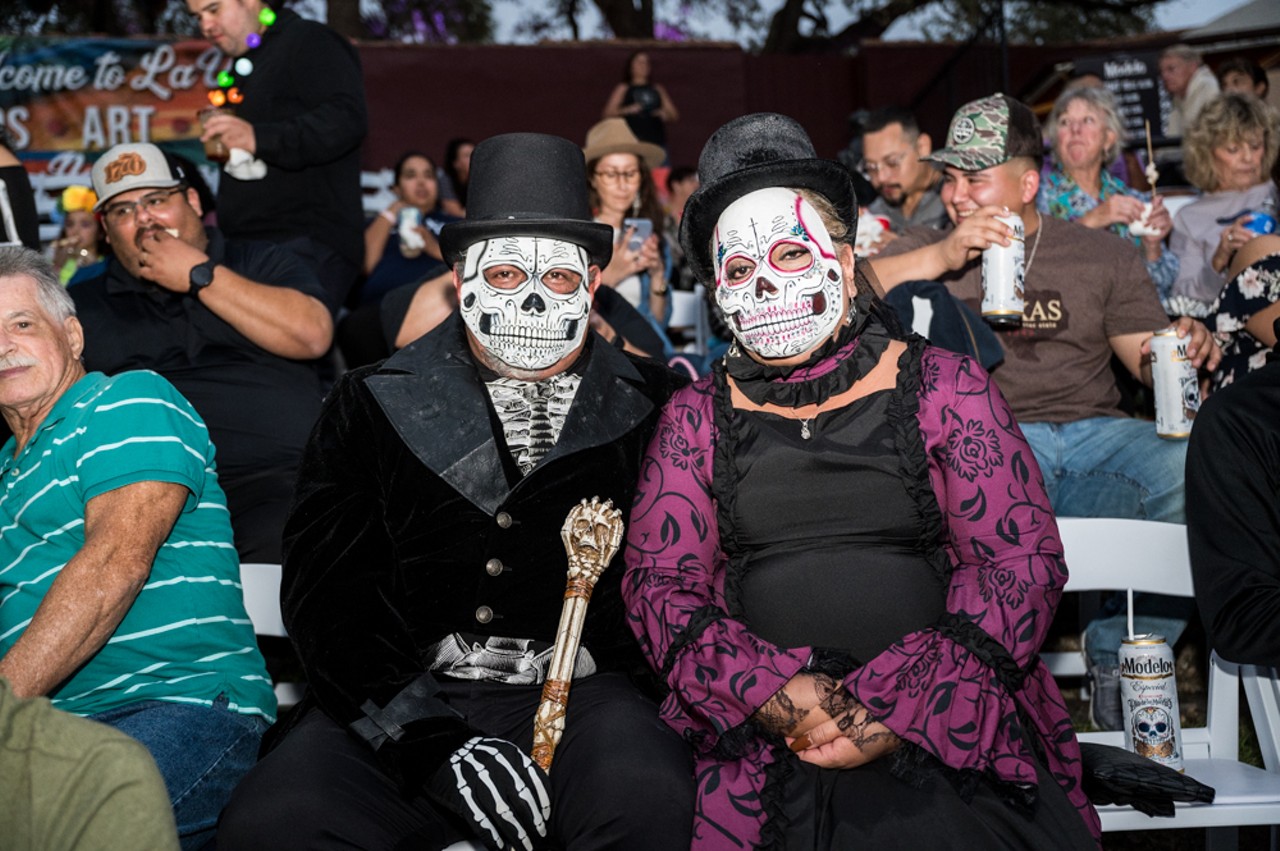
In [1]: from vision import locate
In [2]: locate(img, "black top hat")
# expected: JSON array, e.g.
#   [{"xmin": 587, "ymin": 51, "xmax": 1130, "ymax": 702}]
[
  {"xmin": 680, "ymin": 113, "xmax": 855, "ymax": 284},
  {"xmin": 439, "ymin": 133, "xmax": 614, "ymax": 267}
]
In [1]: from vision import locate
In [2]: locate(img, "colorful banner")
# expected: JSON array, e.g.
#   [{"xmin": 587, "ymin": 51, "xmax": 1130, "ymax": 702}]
[{"xmin": 1, "ymin": 36, "xmax": 231, "ymax": 241}]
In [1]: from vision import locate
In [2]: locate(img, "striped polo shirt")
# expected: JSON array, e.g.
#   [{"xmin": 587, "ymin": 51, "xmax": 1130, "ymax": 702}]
[{"xmin": 0, "ymin": 371, "xmax": 275, "ymax": 722}]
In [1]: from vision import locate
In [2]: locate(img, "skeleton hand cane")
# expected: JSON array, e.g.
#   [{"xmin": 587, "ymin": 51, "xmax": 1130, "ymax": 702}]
[{"xmin": 531, "ymin": 497, "xmax": 624, "ymax": 772}]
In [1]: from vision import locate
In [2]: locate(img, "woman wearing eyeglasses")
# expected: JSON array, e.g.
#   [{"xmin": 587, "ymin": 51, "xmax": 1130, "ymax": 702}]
[{"xmin": 584, "ymin": 118, "xmax": 672, "ymax": 342}]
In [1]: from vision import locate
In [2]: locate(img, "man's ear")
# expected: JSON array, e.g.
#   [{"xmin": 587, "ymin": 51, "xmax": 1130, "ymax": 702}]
[
  {"xmin": 186, "ymin": 187, "xmax": 204, "ymax": 219},
  {"xmin": 451, "ymin": 266, "xmax": 464, "ymax": 303},
  {"xmin": 916, "ymin": 132, "xmax": 932, "ymax": 157},
  {"xmin": 587, "ymin": 266, "xmax": 602, "ymax": 300},
  {"xmin": 1020, "ymin": 166, "xmax": 1040, "ymax": 207},
  {"xmin": 64, "ymin": 316, "xmax": 85, "ymax": 361}
]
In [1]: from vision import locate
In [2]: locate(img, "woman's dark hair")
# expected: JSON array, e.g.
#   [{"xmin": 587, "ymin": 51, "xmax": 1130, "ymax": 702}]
[
  {"xmin": 393, "ymin": 150, "xmax": 435, "ymax": 185},
  {"xmin": 1217, "ymin": 56, "xmax": 1269, "ymax": 98},
  {"xmin": 622, "ymin": 50, "xmax": 649, "ymax": 84},
  {"xmin": 587, "ymin": 153, "xmax": 666, "ymax": 251},
  {"xmin": 441, "ymin": 138, "xmax": 473, "ymax": 207}
]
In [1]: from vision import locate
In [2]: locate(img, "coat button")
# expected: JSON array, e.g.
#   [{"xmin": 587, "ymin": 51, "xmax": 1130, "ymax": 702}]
[
  {"xmin": 496, "ymin": 511, "xmax": 513, "ymax": 529},
  {"xmin": 485, "ymin": 558, "xmax": 504, "ymax": 576},
  {"xmin": 475, "ymin": 606, "xmax": 494, "ymax": 624}
]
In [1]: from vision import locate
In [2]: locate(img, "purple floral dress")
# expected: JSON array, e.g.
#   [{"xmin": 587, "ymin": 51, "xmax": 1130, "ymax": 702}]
[{"xmin": 622, "ymin": 336, "xmax": 1101, "ymax": 848}]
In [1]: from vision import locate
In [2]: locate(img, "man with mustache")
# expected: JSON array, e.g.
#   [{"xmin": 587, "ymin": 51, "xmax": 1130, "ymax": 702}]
[
  {"xmin": 862, "ymin": 107, "xmax": 949, "ymax": 233},
  {"xmin": 0, "ymin": 246, "xmax": 274, "ymax": 849},
  {"xmin": 71, "ymin": 142, "xmax": 333, "ymax": 563}
]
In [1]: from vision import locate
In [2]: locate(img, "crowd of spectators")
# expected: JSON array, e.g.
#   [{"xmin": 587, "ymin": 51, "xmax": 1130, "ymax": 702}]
[{"xmin": 0, "ymin": 19, "xmax": 1277, "ymax": 848}]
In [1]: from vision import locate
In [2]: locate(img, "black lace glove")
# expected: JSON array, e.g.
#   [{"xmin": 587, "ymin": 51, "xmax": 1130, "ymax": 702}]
[{"xmin": 428, "ymin": 736, "xmax": 551, "ymax": 851}]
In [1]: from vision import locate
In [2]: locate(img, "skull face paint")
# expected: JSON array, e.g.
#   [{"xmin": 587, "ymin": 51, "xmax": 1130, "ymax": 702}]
[
  {"xmin": 714, "ymin": 187, "xmax": 845, "ymax": 360},
  {"xmin": 459, "ymin": 236, "xmax": 592, "ymax": 371}
]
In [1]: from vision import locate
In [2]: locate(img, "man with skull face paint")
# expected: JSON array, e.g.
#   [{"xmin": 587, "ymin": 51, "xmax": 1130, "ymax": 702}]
[
  {"xmin": 622, "ymin": 113, "xmax": 1101, "ymax": 848},
  {"xmin": 216, "ymin": 134, "xmax": 693, "ymax": 850}
]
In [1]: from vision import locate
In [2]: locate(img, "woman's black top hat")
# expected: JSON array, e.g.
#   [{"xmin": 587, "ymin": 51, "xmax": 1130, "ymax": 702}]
[
  {"xmin": 439, "ymin": 133, "xmax": 614, "ymax": 267},
  {"xmin": 680, "ymin": 113, "xmax": 856, "ymax": 284}
]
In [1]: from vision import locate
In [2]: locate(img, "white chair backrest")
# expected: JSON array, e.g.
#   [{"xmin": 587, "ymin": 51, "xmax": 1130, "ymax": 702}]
[
  {"xmin": 240, "ymin": 562, "xmax": 286, "ymax": 638},
  {"xmin": 1057, "ymin": 517, "xmax": 1194, "ymax": 598}
]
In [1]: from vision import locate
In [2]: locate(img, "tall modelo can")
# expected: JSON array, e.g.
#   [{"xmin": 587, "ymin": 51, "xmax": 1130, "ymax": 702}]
[
  {"xmin": 1120, "ymin": 635, "xmax": 1183, "ymax": 772},
  {"xmin": 1151, "ymin": 328, "xmax": 1200, "ymax": 439},
  {"xmin": 981, "ymin": 213, "xmax": 1025, "ymax": 328}
]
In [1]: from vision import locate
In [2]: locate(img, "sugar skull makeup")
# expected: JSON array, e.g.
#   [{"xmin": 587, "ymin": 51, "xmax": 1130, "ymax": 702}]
[
  {"xmin": 459, "ymin": 236, "xmax": 592, "ymax": 371},
  {"xmin": 713, "ymin": 187, "xmax": 845, "ymax": 360}
]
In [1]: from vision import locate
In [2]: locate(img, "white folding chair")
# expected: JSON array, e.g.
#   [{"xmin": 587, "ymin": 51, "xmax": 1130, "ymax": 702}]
[
  {"xmin": 1050, "ymin": 517, "xmax": 1280, "ymax": 846},
  {"xmin": 667, "ymin": 284, "xmax": 710, "ymax": 356},
  {"xmin": 239, "ymin": 562, "xmax": 306, "ymax": 709}
]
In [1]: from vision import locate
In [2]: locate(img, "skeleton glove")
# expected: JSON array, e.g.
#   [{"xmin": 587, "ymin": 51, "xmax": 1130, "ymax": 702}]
[{"xmin": 428, "ymin": 736, "xmax": 551, "ymax": 851}]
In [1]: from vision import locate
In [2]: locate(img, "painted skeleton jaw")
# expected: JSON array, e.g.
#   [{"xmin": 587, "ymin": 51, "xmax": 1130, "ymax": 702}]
[{"xmin": 460, "ymin": 236, "xmax": 591, "ymax": 371}]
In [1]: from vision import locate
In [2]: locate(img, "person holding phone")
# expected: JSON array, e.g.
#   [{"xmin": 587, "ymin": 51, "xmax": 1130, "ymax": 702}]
[{"xmin": 584, "ymin": 118, "xmax": 672, "ymax": 339}]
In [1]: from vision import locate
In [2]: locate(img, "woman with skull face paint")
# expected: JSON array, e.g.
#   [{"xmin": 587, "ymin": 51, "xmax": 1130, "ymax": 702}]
[{"xmin": 622, "ymin": 114, "xmax": 1100, "ymax": 849}]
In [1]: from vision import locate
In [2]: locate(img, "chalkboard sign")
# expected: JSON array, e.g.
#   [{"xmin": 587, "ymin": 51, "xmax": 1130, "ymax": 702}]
[{"xmin": 1073, "ymin": 52, "xmax": 1174, "ymax": 147}]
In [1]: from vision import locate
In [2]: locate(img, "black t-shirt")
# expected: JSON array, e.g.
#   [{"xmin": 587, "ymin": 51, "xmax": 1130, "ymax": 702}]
[{"xmin": 70, "ymin": 228, "xmax": 328, "ymax": 474}]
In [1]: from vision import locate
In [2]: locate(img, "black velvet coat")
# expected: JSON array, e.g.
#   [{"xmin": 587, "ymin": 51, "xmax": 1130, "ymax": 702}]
[{"xmin": 280, "ymin": 313, "xmax": 685, "ymax": 786}]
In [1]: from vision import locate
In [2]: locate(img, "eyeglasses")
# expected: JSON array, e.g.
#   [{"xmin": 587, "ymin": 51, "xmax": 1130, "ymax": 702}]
[
  {"xmin": 594, "ymin": 169, "xmax": 641, "ymax": 183},
  {"xmin": 101, "ymin": 187, "xmax": 185, "ymax": 226},
  {"xmin": 860, "ymin": 150, "xmax": 913, "ymax": 177}
]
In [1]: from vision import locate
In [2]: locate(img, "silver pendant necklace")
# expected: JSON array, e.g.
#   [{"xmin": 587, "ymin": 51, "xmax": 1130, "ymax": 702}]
[{"xmin": 800, "ymin": 418, "xmax": 813, "ymax": 440}]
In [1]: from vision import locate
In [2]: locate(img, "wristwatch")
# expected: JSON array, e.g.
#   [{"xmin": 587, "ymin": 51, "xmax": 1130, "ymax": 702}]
[{"xmin": 188, "ymin": 259, "xmax": 216, "ymax": 297}]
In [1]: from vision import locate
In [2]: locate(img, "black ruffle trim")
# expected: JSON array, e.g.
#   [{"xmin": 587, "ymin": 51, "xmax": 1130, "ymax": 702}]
[
  {"xmin": 725, "ymin": 309, "xmax": 891, "ymax": 410},
  {"xmin": 757, "ymin": 742, "xmax": 796, "ymax": 851},
  {"xmin": 934, "ymin": 611, "xmax": 1030, "ymax": 693},
  {"xmin": 887, "ymin": 738, "xmax": 1039, "ymax": 814},
  {"xmin": 710, "ymin": 358, "xmax": 750, "ymax": 620},
  {"xmin": 889, "ymin": 336, "xmax": 955, "ymax": 586},
  {"xmin": 659, "ymin": 604, "xmax": 726, "ymax": 680}
]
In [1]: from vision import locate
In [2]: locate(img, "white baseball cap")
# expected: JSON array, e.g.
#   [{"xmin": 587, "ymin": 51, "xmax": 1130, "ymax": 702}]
[{"xmin": 91, "ymin": 143, "xmax": 182, "ymax": 212}]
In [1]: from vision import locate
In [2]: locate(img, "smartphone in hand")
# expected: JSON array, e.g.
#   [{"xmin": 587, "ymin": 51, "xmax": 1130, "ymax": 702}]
[{"xmin": 623, "ymin": 217, "xmax": 654, "ymax": 252}]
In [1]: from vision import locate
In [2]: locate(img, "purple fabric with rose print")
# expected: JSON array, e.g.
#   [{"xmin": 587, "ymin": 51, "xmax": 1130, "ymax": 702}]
[{"xmin": 622, "ymin": 338, "xmax": 1101, "ymax": 849}]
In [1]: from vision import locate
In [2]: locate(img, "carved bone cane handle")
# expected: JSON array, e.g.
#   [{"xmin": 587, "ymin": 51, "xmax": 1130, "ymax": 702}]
[{"xmin": 531, "ymin": 497, "xmax": 625, "ymax": 772}]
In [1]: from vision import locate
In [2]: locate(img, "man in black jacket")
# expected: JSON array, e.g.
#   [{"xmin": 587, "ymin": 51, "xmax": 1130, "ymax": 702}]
[
  {"xmin": 217, "ymin": 133, "xmax": 694, "ymax": 851},
  {"xmin": 187, "ymin": 0, "xmax": 367, "ymax": 310}
]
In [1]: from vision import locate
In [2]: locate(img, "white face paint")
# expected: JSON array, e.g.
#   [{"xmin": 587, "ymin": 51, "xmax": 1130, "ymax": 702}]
[
  {"xmin": 459, "ymin": 236, "xmax": 592, "ymax": 372},
  {"xmin": 713, "ymin": 187, "xmax": 846, "ymax": 360}
]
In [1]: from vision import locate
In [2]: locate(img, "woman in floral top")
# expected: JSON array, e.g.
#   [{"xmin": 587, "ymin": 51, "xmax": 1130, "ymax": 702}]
[
  {"xmin": 1211, "ymin": 234, "xmax": 1280, "ymax": 389},
  {"xmin": 622, "ymin": 113, "xmax": 1100, "ymax": 849},
  {"xmin": 1037, "ymin": 86, "xmax": 1178, "ymax": 303}
]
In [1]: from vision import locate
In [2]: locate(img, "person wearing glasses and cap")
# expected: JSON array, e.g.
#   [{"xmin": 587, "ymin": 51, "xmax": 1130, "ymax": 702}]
[
  {"xmin": 215, "ymin": 132, "xmax": 693, "ymax": 851},
  {"xmin": 71, "ymin": 142, "xmax": 333, "ymax": 565},
  {"xmin": 870, "ymin": 94, "xmax": 1221, "ymax": 731}
]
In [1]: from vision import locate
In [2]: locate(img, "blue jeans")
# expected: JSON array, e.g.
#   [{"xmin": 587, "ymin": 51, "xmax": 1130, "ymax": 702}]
[
  {"xmin": 91, "ymin": 694, "xmax": 268, "ymax": 850},
  {"xmin": 1021, "ymin": 418, "xmax": 1190, "ymax": 665}
]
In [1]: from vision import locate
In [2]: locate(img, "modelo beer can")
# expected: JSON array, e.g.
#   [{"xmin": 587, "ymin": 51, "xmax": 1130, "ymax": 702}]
[
  {"xmin": 1120, "ymin": 635, "xmax": 1184, "ymax": 772},
  {"xmin": 1151, "ymin": 327, "xmax": 1200, "ymax": 439},
  {"xmin": 981, "ymin": 213, "xmax": 1025, "ymax": 328}
]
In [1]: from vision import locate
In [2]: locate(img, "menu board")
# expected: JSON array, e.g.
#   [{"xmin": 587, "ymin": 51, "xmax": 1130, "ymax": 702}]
[{"xmin": 1072, "ymin": 52, "xmax": 1174, "ymax": 146}]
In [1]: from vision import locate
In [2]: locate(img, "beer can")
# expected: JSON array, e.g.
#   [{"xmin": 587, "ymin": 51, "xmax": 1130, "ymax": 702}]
[
  {"xmin": 1245, "ymin": 211, "xmax": 1277, "ymax": 236},
  {"xmin": 1150, "ymin": 328, "xmax": 1200, "ymax": 439},
  {"xmin": 1120, "ymin": 635, "xmax": 1183, "ymax": 772},
  {"xmin": 981, "ymin": 213, "xmax": 1024, "ymax": 328}
]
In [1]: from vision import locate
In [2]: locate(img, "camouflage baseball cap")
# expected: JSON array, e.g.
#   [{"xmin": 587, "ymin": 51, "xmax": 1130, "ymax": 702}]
[{"xmin": 924, "ymin": 93, "xmax": 1043, "ymax": 171}]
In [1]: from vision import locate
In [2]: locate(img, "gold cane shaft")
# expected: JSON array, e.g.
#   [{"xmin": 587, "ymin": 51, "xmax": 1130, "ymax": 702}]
[{"xmin": 530, "ymin": 498, "xmax": 623, "ymax": 772}]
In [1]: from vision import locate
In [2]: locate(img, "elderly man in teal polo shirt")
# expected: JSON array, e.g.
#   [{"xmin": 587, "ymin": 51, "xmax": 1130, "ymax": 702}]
[{"xmin": 0, "ymin": 247, "xmax": 275, "ymax": 850}]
